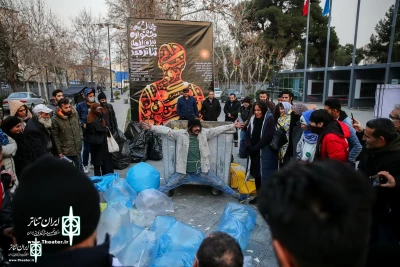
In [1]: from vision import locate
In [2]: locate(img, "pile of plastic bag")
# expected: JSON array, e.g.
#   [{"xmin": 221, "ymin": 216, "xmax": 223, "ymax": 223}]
[
  {"xmin": 111, "ymin": 130, "xmax": 131, "ymax": 170},
  {"xmin": 125, "ymin": 122, "xmax": 163, "ymax": 163},
  {"xmin": 217, "ymin": 202, "xmax": 257, "ymax": 251}
]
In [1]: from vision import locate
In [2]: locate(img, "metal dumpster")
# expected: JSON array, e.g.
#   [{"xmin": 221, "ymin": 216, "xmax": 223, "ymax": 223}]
[{"xmin": 162, "ymin": 120, "xmax": 235, "ymax": 189}]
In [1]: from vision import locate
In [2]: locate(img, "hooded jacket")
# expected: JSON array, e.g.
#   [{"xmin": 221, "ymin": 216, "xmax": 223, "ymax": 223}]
[
  {"xmin": 51, "ymin": 107, "xmax": 83, "ymax": 156},
  {"xmin": 9, "ymin": 100, "xmax": 32, "ymax": 127},
  {"xmin": 317, "ymin": 120, "xmax": 350, "ymax": 162}
]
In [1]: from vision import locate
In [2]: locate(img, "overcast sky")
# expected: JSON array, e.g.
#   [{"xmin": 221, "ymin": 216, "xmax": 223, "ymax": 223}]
[{"xmin": 46, "ymin": 0, "xmax": 396, "ymax": 48}]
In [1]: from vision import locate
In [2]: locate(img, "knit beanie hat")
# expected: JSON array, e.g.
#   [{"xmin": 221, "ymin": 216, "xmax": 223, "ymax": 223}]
[
  {"xmin": 98, "ymin": 91, "xmax": 107, "ymax": 101},
  {"xmin": 1, "ymin": 116, "xmax": 22, "ymax": 135},
  {"xmin": 12, "ymin": 156, "xmax": 100, "ymax": 254},
  {"xmin": 188, "ymin": 115, "xmax": 202, "ymax": 129},
  {"xmin": 291, "ymin": 103, "xmax": 308, "ymax": 116}
]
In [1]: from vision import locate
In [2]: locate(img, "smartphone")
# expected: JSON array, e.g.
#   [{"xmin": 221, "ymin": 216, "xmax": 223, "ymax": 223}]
[
  {"xmin": 369, "ymin": 175, "xmax": 388, "ymax": 187},
  {"xmin": 351, "ymin": 112, "xmax": 354, "ymax": 123}
]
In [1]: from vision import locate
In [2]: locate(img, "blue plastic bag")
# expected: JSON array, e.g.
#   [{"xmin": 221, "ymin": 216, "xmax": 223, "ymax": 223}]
[
  {"xmin": 103, "ymin": 178, "xmax": 137, "ymax": 208},
  {"xmin": 115, "ymin": 229, "xmax": 159, "ymax": 267},
  {"xmin": 126, "ymin": 162, "xmax": 160, "ymax": 192},
  {"xmin": 90, "ymin": 173, "xmax": 119, "ymax": 192},
  {"xmin": 217, "ymin": 203, "xmax": 257, "ymax": 250},
  {"xmin": 150, "ymin": 216, "xmax": 204, "ymax": 265}
]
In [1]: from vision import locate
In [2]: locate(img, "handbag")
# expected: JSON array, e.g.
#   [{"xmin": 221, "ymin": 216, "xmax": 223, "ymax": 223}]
[
  {"xmin": 269, "ymin": 123, "xmax": 288, "ymax": 152},
  {"xmin": 106, "ymin": 127, "xmax": 119, "ymax": 153}
]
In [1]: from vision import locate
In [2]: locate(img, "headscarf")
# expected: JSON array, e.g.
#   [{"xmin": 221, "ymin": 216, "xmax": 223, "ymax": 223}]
[
  {"xmin": 280, "ymin": 102, "xmax": 292, "ymax": 115},
  {"xmin": 300, "ymin": 110, "xmax": 318, "ymax": 144},
  {"xmin": 87, "ymin": 103, "xmax": 106, "ymax": 127}
]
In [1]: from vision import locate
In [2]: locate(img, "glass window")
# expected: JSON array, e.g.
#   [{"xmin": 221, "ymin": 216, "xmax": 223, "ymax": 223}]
[
  {"xmin": 360, "ymin": 83, "xmax": 377, "ymax": 98},
  {"xmin": 8, "ymin": 93, "xmax": 28, "ymax": 98},
  {"xmin": 332, "ymin": 82, "xmax": 350, "ymax": 96}
]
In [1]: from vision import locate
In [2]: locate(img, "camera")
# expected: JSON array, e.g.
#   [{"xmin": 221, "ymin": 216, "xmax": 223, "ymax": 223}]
[{"xmin": 369, "ymin": 175, "xmax": 388, "ymax": 187}]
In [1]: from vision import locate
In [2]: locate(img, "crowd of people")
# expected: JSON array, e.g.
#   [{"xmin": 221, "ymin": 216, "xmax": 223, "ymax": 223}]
[{"xmin": 0, "ymin": 85, "xmax": 399, "ymax": 266}]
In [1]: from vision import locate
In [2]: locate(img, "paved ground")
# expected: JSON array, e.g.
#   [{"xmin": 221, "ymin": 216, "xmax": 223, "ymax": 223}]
[{"xmin": 92, "ymin": 94, "xmax": 375, "ymax": 267}]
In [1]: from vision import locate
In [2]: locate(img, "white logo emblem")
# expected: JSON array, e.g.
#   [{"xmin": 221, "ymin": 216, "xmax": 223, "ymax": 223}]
[
  {"xmin": 29, "ymin": 237, "xmax": 42, "ymax": 263},
  {"xmin": 61, "ymin": 206, "xmax": 80, "ymax": 246}
]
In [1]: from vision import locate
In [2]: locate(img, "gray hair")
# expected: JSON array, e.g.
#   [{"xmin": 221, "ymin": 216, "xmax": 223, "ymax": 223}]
[{"xmin": 394, "ymin": 104, "xmax": 400, "ymax": 119}]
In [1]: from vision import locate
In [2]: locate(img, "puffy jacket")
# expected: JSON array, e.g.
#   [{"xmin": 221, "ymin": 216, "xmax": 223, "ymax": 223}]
[
  {"xmin": 317, "ymin": 120, "xmax": 350, "ymax": 162},
  {"xmin": 201, "ymin": 98, "xmax": 221, "ymax": 121},
  {"xmin": 224, "ymin": 100, "xmax": 241, "ymax": 121},
  {"xmin": 177, "ymin": 96, "xmax": 199, "ymax": 120},
  {"xmin": 76, "ymin": 88, "xmax": 95, "ymax": 125},
  {"xmin": 51, "ymin": 108, "xmax": 83, "ymax": 156},
  {"xmin": 2, "ymin": 135, "xmax": 17, "ymax": 180}
]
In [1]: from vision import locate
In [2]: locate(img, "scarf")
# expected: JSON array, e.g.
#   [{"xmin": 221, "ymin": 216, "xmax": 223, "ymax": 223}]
[
  {"xmin": 300, "ymin": 110, "xmax": 318, "ymax": 144},
  {"xmin": 87, "ymin": 103, "xmax": 107, "ymax": 128},
  {"xmin": 0, "ymin": 129, "xmax": 9, "ymax": 146},
  {"xmin": 281, "ymin": 102, "xmax": 292, "ymax": 115}
]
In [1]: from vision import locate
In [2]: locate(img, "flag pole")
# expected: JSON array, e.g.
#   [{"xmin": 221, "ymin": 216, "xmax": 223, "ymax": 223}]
[
  {"xmin": 302, "ymin": 1, "xmax": 311, "ymax": 102},
  {"xmin": 322, "ymin": 0, "xmax": 333, "ymax": 104},
  {"xmin": 348, "ymin": 0, "xmax": 361, "ymax": 108}
]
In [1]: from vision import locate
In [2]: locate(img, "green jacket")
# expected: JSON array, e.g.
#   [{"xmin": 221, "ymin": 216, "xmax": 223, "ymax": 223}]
[{"xmin": 51, "ymin": 108, "xmax": 83, "ymax": 156}]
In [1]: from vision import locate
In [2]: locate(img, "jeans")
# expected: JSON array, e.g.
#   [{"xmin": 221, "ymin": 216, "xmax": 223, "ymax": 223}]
[
  {"xmin": 82, "ymin": 141, "xmax": 90, "ymax": 166},
  {"xmin": 240, "ymin": 129, "xmax": 246, "ymax": 142},
  {"xmin": 159, "ymin": 169, "xmax": 239, "ymax": 199}
]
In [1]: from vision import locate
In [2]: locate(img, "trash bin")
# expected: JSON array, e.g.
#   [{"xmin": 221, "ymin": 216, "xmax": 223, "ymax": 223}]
[{"xmin": 162, "ymin": 120, "xmax": 235, "ymax": 188}]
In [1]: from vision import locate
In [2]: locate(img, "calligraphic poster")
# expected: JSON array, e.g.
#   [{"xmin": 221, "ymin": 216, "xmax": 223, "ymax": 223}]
[{"xmin": 127, "ymin": 18, "xmax": 213, "ymax": 125}]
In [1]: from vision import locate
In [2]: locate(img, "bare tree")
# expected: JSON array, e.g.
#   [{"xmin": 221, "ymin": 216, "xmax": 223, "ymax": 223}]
[{"xmin": 71, "ymin": 8, "xmax": 106, "ymax": 85}]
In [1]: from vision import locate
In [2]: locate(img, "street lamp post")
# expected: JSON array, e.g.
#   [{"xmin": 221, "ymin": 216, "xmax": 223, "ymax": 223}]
[
  {"xmin": 120, "ymin": 47, "xmax": 122, "ymax": 95},
  {"xmin": 106, "ymin": 25, "xmax": 114, "ymax": 102},
  {"xmin": 45, "ymin": 65, "xmax": 49, "ymax": 102}
]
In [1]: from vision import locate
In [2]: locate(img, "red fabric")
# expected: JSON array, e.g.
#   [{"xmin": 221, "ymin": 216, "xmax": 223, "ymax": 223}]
[
  {"xmin": 320, "ymin": 121, "xmax": 350, "ymax": 162},
  {"xmin": 303, "ymin": 0, "xmax": 309, "ymax": 16}
]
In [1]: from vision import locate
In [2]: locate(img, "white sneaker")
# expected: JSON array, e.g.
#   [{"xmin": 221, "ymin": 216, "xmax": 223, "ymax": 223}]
[{"xmin": 83, "ymin": 166, "xmax": 89, "ymax": 174}]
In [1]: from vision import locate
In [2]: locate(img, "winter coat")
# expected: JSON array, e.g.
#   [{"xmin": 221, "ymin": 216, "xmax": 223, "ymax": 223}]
[
  {"xmin": 51, "ymin": 108, "xmax": 83, "ymax": 157},
  {"xmin": 86, "ymin": 117, "xmax": 112, "ymax": 168},
  {"xmin": 338, "ymin": 111, "xmax": 362, "ymax": 163},
  {"xmin": 9, "ymin": 100, "xmax": 32, "ymax": 128},
  {"xmin": 47, "ymin": 99, "xmax": 58, "ymax": 114},
  {"xmin": 8, "ymin": 133, "xmax": 36, "ymax": 178},
  {"xmin": 152, "ymin": 124, "xmax": 236, "ymax": 174},
  {"xmin": 24, "ymin": 117, "xmax": 54, "ymax": 158},
  {"xmin": 277, "ymin": 112, "xmax": 291, "ymax": 160},
  {"xmin": 224, "ymin": 100, "xmax": 241, "ymax": 122},
  {"xmin": 0, "ymin": 183, "xmax": 13, "ymax": 235},
  {"xmin": 10, "ymin": 236, "xmax": 113, "ymax": 267},
  {"xmin": 358, "ymin": 134, "xmax": 400, "ymax": 240},
  {"xmin": 239, "ymin": 105, "xmax": 252, "ymax": 123},
  {"xmin": 100, "ymin": 103, "xmax": 118, "ymax": 134},
  {"xmin": 201, "ymin": 98, "xmax": 221, "ymax": 121},
  {"xmin": 2, "ymin": 135, "xmax": 17, "ymax": 180},
  {"xmin": 316, "ymin": 120, "xmax": 350, "ymax": 162},
  {"xmin": 246, "ymin": 112, "xmax": 278, "ymax": 182},
  {"xmin": 76, "ymin": 88, "xmax": 95, "ymax": 126},
  {"xmin": 177, "ymin": 96, "xmax": 199, "ymax": 120}
]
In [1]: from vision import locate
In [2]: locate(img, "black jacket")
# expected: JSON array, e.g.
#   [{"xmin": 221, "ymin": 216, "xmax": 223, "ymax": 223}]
[
  {"xmin": 358, "ymin": 134, "xmax": 400, "ymax": 240},
  {"xmin": 24, "ymin": 118, "xmax": 54, "ymax": 158},
  {"xmin": 8, "ymin": 133, "xmax": 36, "ymax": 178},
  {"xmin": 224, "ymin": 100, "xmax": 241, "ymax": 122},
  {"xmin": 11, "ymin": 236, "xmax": 113, "ymax": 267},
  {"xmin": 239, "ymin": 105, "xmax": 252, "ymax": 122},
  {"xmin": 86, "ymin": 117, "xmax": 107, "ymax": 145},
  {"xmin": 201, "ymin": 98, "xmax": 221, "ymax": 121},
  {"xmin": 102, "ymin": 104, "xmax": 118, "ymax": 135}
]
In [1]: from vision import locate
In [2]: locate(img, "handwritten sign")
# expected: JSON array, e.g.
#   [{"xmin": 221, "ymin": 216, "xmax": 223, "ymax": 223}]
[{"xmin": 130, "ymin": 21, "xmax": 158, "ymax": 57}]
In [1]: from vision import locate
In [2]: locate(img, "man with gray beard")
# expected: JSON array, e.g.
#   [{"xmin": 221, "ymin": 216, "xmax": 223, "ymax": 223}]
[{"xmin": 24, "ymin": 104, "xmax": 55, "ymax": 158}]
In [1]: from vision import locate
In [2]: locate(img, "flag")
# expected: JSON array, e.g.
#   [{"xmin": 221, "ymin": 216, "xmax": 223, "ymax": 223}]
[
  {"xmin": 323, "ymin": 0, "xmax": 330, "ymax": 16},
  {"xmin": 303, "ymin": 0, "xmax": 309, "ymax": 16}
]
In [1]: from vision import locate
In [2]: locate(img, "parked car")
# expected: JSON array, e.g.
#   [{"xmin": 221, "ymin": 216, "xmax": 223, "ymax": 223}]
[
  {"xmin": 214, "ymin": 88, "xmax": 222, "ymax": 99},
  {"xmin": 3, "ymin": 92, "xmax": 46, "ymax": 112},
  {"xmin": 63, "ymin": 85, "xmax": 86, "ymax": 106},
  {"xmin": 220, "ymin": 89, "xmax": 242, "ymax": 103}
]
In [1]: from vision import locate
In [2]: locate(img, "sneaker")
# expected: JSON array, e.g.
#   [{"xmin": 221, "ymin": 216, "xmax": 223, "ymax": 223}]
[
  {"xmin": 83, "ymin": 166, "xmax": 89, "ymax": 174},
  {"xmin": 238, "ymin": 194, "xmax": 248, "ymax": 203}
]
